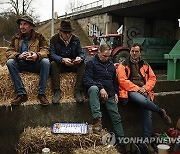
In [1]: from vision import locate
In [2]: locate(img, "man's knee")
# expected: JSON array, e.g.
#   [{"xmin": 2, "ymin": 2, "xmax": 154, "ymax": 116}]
[
  {"xmin": 50, "ymin": 60, "xmax": 57, "ymax": 67},
  {"xmin": 41, "ymin": 58, "xmax": 50, "ymax": 66},
  {"xmin": 40, "ymin": 58, "xmax": 50, "ymax": 70},
  {"xmin": 88, "ymin": 86, "xmax": 99, "ymax": 93},
  {"xmin": 6, "ymin": 59, "xmax": 16, "ymax": 67}
]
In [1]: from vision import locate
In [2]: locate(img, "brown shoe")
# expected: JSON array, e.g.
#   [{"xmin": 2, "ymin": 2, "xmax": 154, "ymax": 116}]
[
  {"xmin": 92, "ymin": 118, "xmax": 102, "ymax": 134},
  {"xmin": 158, "ymin": 108, "xmax": 172, "ymax": 125},
  {"xmin": 11, "ymin": 94, "xmax": 28, "ymax": 105},
  {"xmin": 38, "ymin": 94, "xmax": 49, "ymax": 106}
]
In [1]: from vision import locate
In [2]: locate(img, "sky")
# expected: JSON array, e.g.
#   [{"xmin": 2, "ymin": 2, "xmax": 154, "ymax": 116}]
[{"xmin": 34, "ymin": 0, "xmax": 98, "ymax": 22}]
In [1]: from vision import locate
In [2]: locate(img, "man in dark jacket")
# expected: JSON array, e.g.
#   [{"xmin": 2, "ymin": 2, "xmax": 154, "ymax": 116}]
[
  {"xmin": 83, "ymin": 44, "xmax": 124, "ymax": 148},
  {"xmin": 49, "ymin": 20, "xmax": 85, "ymax": 104},
  {"xmin": 6, "ymin": 15, "xmax": 50, "ymax": 106}
]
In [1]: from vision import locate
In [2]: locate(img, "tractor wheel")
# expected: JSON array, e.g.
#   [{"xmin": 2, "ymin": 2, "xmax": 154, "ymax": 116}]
[{"xmin": 113, "ymin": 50, "xmax": 130, "ymax": 63}]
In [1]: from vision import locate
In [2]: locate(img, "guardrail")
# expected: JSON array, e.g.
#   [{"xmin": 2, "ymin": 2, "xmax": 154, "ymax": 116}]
[
  {"xmin": 72, "ymin": 0, "xmax": 102, "ymax": 13},
  {"xmin": 58, "ymin": 0, "xmax": 133, "ymax": 19}
]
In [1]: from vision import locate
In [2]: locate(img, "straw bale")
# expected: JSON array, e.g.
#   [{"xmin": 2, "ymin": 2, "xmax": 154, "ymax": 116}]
[
  {"xmin": 0, "ymin": 47, "xmax": 7, "ymax": 66},
  {"xmin": 74, "ymin": 145, "xmax": 118, "ymax": 154},
  {"xmin": 0, "ymin": 66, "xmax": 77, "ymax": 106},
  {"xmin": 17, "ymin": 126, "xmax": 106, "ymax": 154}
]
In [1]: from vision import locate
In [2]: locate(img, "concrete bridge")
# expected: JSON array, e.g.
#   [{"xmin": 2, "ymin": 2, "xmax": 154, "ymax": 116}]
[
  {"xmin": 61, "ymin": 0, "xmax": 180, "ymax": 48},
  {"xmin": 71, "ymin": 0, "xmax": 180, "ymax": 20}
]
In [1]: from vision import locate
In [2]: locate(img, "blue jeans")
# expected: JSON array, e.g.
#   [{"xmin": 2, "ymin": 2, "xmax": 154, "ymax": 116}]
[
  {"xmin": 88, "ymin": 86, "xmax": 124, "ymax": 138},
  {"xmin": 129, "ymin": 91, "xmax": 160, "ymax": 138},
  {"xmin": 6, "ymin": 59, "xmax": 50, "ymax": 95}
]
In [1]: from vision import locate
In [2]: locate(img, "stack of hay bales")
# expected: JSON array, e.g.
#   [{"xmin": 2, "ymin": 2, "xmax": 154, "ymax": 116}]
[
  {"xmin": 0, "ymin": 66, "xmax": 77, "ymax": 106},
  {"xmin": 17, "ymin": 126, "xmax": 118, "ymax": 154}
]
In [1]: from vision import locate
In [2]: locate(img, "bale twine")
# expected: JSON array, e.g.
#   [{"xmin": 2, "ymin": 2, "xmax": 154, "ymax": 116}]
[
  {"xmin": 0, "ymin": 66, "xmax": 77, "ymax": 106},
  {"xmin": 17, "ymin": 126, "xmax": 106, "ymax": 154}
]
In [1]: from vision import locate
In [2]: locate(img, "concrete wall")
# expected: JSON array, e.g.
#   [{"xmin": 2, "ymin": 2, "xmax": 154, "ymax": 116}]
[
  {"xmin": 76, "ymin": 14, "xmax": 179, "ymax": 47},
  {"xmin": 153, "ymin": 20, "xmax": 176, "ymax": 39},
  {"xmin": 77, "ymin": 13, "xmax": 119, "ymax": 39},
  {"xmin": 123, "ymin": 17, "xmax": 145, "ymax": 47},
  {"xmin": 123, "ymin": 17, "xmax": 177, "ymax": 47}
]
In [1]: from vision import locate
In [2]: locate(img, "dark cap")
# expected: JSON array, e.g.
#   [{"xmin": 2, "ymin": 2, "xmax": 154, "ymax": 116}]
[
  {"xmin": 59, "ymin": 20, "xmax": 74, "ymax": 32},
  {"xmin": 17, "ymin": 15, "xmax": 36, "ymax": 27}
]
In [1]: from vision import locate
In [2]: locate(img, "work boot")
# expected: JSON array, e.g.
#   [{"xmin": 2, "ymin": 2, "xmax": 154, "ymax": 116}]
[
  {"xmin": 11, "ymin": 94, "xmax": 28, "ymax": 105},
  {"xmin": 158, "ymin": 108, "xmax": 171, "ymax": 126},
  {"xmin": 52, "ymin": 89, "xmax": 61, "ymax": 104},
  {"xmin": 92, "ymin": 118, "xmax": 102, "ymax": 134},
  {"xmin": 74, "ymin": 90, "xmax": 84, "ymax": 103},
  {"xmin": 38, "ymin": 94, "xmax": 49, "ymax": 106}
]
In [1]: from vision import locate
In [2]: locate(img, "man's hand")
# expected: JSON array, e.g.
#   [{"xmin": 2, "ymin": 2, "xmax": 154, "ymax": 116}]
[
  {"xmin": 72, "ymin": 56, "xmax": 82, "ymax": 65},
  {"xmin": 138, "ymin": 87, "xmax": 148, "ymax": 96},
  {"xmin": 62, "ymin": 58, "xmax": 74, "ymax": 66},
  {"xmin": 26, "ymin": 51, "xmax": 38, "ymax": 61},
  {"xmin": 18, "ymin": 52, "xmax": 29, "ymax": 60},
  {"xmin": 100, "ymin": 88, "xmax": 108, "ymax": 100},
  {"xmin": 115, "ymin": 94, "xmax": 119, "ymax": 104}
]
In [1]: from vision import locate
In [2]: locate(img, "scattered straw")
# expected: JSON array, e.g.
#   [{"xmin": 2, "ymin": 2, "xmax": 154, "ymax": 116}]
[{"xmin": 74, "ymin": 145, "xmax": 118, "ymax": 154}]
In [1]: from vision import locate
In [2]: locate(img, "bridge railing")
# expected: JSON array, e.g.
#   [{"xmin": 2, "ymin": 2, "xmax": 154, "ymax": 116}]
[
  {"xmin": 103, "ymin": 0, "xmax": 133, "ymax": 7},
  {"xmin": 72, "ymin": 0, "xmax": 102, "ymax": 13},
  {"xmin": 58, "ymin": 0, "xmax": 133, "ymax": 19}
]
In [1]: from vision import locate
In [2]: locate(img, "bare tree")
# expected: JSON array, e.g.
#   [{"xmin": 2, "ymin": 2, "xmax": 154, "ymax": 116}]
[
  {"xmin": 0, "ymin": 0, "xmax": 35, "ymax": 15},
  {"xmin": 65, "ymin": 0, "xmax": 84, "ymax": 13},
  {"xmin": 0, "ymin": 0, "xmax": 39, "ymax": 46}
]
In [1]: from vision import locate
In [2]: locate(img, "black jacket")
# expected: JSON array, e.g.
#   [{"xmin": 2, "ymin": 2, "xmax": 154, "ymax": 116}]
[
  {"xmin": 83, "ymin": 54, "xmax": 118, "ymax": 97},
  {"xmin": 49, "ymin": 33, "xmax": 84, "ymax": 63}
]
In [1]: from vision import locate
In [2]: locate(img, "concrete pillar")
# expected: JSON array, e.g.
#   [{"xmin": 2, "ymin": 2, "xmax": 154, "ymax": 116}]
[{"xmin": 123, "ymin": 17, "xmax": 145, "ymax": 47}]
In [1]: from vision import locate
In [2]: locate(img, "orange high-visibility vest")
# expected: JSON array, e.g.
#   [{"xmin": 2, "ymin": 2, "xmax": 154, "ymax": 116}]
[{"xmin": 117, "ymin": 61, "xmax": 156, "ymax": 101}]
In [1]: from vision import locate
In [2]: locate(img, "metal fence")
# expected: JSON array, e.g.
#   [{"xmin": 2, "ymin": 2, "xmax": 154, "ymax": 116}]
[{"xmin": 59, "ymin": 0, "xmax": 133, "ymax": 18}]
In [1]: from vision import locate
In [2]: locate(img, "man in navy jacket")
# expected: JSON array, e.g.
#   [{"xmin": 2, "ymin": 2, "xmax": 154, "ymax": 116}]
[
  {"xmin": 83, "ymin": 43, "xmax": 124, "ymax": 148},
  {"xmin": 49, "ymin": 20, "xmax": 85, "ymax": 104}
]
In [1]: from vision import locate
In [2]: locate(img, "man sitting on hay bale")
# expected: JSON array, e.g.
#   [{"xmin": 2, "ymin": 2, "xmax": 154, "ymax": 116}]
[
  {"xmin": 49, "ymin": 20, "xmax": 85, "ymax": 104},
  {"xmin": 83, "ymin": 43, "xmax": 125, "ymax": 152},
  {"xmin": 6, "ymin": 15, "xmax": 50, "ymax": 106}
]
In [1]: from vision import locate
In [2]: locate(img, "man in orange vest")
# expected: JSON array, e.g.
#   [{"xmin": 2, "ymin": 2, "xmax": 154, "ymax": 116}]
[{"xmin": 117, "ymin": 43, "xmax": 171, "ymax": 139}]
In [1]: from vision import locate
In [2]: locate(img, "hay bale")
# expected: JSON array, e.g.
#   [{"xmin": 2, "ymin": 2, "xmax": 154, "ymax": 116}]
[
  {"xmin": 17, "ymin": 126, "xmax": 106, "ymax": 154},
  {"xmin": 74, "ymin": 146, "xmax": 118, "ymax": 154},
  {"xmin": 0, "ymin": 66, "xmax": 77, "ymax": 106},
  {"xmin": 0, "ymin": 47, "xmax": 7, "ymax": 66}
]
